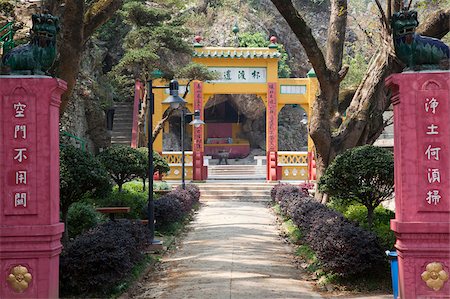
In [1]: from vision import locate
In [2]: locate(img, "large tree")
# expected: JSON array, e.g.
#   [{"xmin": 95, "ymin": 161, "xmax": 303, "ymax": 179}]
[
  {"xmin": 270, "ymin": 0, "xmax": 450, "ymax": 201},
  {"xmin": 46, "ymin": 0, "xmax": 124, "ymax": 114}
]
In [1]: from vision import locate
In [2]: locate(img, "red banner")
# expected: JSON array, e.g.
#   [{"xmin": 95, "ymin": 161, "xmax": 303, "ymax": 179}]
[
  {"xmin": 267, "ymin": 83, "xmax": 278, "ymax": 152},
  {"xmin": 193, "ymin": 82, "xmax": 204, "ymax": 152}
]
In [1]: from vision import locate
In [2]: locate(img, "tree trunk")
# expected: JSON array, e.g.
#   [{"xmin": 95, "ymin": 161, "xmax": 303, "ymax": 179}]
[
  {"xmin": 367, "ymin": 205, "xmax": 375, "ymax": 230},
  {"xmin": 142, "ymin": 177, "xmax": 146, "ymax": 192},
  {"xmin": 118, "ymin": 182, "xmax": 123, "ymax": 192},
  {"xmin": 56, "ymin": 1, "xmax": 85, "ymax": 114}
]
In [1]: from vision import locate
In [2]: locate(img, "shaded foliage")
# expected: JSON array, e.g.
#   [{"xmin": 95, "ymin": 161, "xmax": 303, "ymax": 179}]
[
  {"xmin": 97, "ymin": 145, "xmax": 145, "ymax": 192},
  {"xmin": 272, "ymin": 184, "xmax": 385, "ymax": 277},
  {"xmin": 60, "ymin": 220, "xmax": 148, "ymax": 297},
  {"xmin": 60, "ymin": 144, "xmax": 111, "ymax": 241},
  {"xmin": 318, "ymin": 145, "xmax": 394, "ymax": 228}
]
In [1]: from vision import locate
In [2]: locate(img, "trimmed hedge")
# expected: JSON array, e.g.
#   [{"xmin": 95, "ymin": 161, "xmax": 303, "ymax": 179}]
[
  {"xmin": 182, "ymin": 183, "xmax": 201, "ymax": 203},
  {"xmin": 60, "ymin": 220, "xmax": 148, "ymax": 296},
  {"xmin": 154, "ymin": 195, "xmax": 184, "ymax": 229},
  {"xmin": 272, "ymin": 184, "xmax": 385, "ymax": 277},
  {"xmin": 67, "ymin": 202, "xmax": 104, "ymax": 239},
  {"xmin": 170, "ymin": 188, "xmax": 194, "ymax": 213}
]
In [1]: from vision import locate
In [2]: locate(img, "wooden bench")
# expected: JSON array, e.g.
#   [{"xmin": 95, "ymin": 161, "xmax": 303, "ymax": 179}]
[
  {"xmin": 254, "ymin": 156, "xmax": 267, "ymax": 166},
  {"xmin": 96, "ymin": 207, "xmax": 130, "ymax": 220}
]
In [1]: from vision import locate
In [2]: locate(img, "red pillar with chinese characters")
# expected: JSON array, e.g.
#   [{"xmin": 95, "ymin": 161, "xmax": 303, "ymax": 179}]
[
  {"xmin": 0, "ymin": 76, "xmax": 67, "ymax": 298},
  {"xmin": 386, "ymin": 72, "xmax": 450, "ymax": 298},
  {"xmin": 267, "ymin": 82, "xmax": 278, "ymax": 181},
  {"xmin": 192, "ymin": 81, "xmax": 206, "ymax": 180}
]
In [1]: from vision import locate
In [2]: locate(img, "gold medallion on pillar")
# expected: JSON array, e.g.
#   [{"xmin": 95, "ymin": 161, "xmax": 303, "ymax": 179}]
[
  {"xmin": 7, "ymin": 265, "xmax": 32, "ymax": 293},
  {"xmin": 421, "ymin": 262, "xmax": 449, "ymax": 291}
]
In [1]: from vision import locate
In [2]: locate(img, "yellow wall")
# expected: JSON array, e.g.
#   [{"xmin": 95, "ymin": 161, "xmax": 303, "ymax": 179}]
[{"xmin": 149, "ymin": 46, "xmax": 319, "ymax": 154}]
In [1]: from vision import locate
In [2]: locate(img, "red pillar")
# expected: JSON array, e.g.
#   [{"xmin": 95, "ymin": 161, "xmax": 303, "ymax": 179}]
[
  {"xmin": 387, "ymin": 72, "xmax": 450, "ymax": 298},
  {"xmin": 0, "ymin": 77, "xmax": 66, "ymax": 298},
  {"xmin": 267, "ymin": 82, "xmax": 278, "ymax": 181},
  {"xmin": 192, "ymin": 81, "xmax": 205, "ymax": 181}
]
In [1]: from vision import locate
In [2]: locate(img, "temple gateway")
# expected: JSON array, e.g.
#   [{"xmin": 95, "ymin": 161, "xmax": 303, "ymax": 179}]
[{"xmin": 139, "ymin": 37, "xmax": 318, "ymax": 181}]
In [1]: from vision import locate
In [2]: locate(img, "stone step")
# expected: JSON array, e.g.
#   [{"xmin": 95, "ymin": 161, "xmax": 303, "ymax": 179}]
[
  {"xmin": 196, "ymin": 180, "xmax": 274, "ymax": 202},
  {"xmin": 111, "ymin": 102, "xmax": 134, "ymax": 145}
]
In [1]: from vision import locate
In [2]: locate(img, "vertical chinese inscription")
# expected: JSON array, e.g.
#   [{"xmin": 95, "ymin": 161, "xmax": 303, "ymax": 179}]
[
  {"xmin": 267, "ymin": 83, "xmax": 277, "ymax": 152},
  {"xmin": 419, "ymin": 92, "xmax": 449, "ymax": 209},
  {"xmin": 12, "ymin": 101, "xmax": 29, "ymax": 208},
  {"xmin": 2, "ymin": 92, "xmax": 36, "ymax": 215},
  {"xmin": 193, "ymin": 82, "xmax": 204, "ymax": 152}
]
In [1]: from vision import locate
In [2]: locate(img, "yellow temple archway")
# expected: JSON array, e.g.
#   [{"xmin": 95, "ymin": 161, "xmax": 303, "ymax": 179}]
[{"xmin": 148, "ymin": 39, "xmax": 318, "ymax": 181}]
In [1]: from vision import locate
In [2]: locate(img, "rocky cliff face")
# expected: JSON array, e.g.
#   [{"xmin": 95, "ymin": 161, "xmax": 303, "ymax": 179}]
[{"xmin": 2, "ymin": 0, "xmax": 325, "ymax": 153}]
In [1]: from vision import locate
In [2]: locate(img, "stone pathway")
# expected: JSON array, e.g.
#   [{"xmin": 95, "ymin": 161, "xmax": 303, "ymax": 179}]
[
  {"xmin": 127, "ymin": 200, "xmax": 392, "ymax": 299},
  {"xmin": 128, "ymin": 201, "xmax": 322, "ymax": 299}
]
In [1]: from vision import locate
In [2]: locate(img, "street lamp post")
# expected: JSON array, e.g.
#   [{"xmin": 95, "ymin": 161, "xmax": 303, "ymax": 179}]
[
  {"xmin": 181, "ymin": 109, "xmax": 204, "ymax": 189},
  {"xmin": 162, "ymin": 81, "xmax": 204, "ymax": 189},
  {"xmin": 147, "ymin": 79, "xmax": 186, "ymax": 245}
]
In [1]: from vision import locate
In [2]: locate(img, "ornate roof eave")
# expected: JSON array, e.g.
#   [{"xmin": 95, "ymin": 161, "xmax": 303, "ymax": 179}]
[{"xmin": 192, "ymin": 47, "xmax": 281, "ymax": 59}]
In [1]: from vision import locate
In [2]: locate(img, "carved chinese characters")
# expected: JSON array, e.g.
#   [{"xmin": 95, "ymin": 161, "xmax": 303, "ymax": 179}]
[
  {"xmin": 209, "ymin": 67, "xmax": 267, "ymax": 83},
  {"xmin": 193, "ymin": 82, "xmax": 203, "ymax": 152},
  {"xmin": 2, "ymin": 90, "xmax": 36, "ymax": 215},
  {"xmin": 419, "ymin": 91, "xmax": 449, "ymax": 210},
  {"xmin": 267, "ymin": 83, "xmax": 277, "ymax": 152}
]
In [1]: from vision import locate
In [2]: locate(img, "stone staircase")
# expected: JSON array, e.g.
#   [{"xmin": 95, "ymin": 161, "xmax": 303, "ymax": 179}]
[
  {"xmin": 207, "ymin": 165, "xmax": 266, "ymax": 180},
  {"xmin": 111, "ymin": 102, "xmax": 134, "ymax": 145},
  {"xmin": 197, "ymin": 182, "xmax": 276, "ymax": 202}
]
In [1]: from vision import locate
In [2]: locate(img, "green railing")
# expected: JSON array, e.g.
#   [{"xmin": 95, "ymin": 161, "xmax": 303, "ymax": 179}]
[
  {"xmin": 60, "ymin": 131, "xmax": 88, "ymax": 152},
  {"xmin": 0, "ymin": 22, "xmax": 15, "ymax": 55}
]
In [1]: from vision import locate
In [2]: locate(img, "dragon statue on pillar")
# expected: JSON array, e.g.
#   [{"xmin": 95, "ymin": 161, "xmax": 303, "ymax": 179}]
[
  {"xmin": 392, "ymin": 10, "xmax": 449, "ymax": 70},
  {"xmin": 1, "ymin": 13, "xmax": 59, "ymax": 75}
]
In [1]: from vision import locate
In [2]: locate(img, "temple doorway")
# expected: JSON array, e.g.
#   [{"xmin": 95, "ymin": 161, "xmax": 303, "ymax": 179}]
[{"xmin": 204, "ymin": 94, "xmax": 266, "ymax": 165}]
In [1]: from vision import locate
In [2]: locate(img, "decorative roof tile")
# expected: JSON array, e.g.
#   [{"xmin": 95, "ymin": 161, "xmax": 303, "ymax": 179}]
[{"xmin": 193, "ymin": 47, "xmax": 281, "ymax": 59}]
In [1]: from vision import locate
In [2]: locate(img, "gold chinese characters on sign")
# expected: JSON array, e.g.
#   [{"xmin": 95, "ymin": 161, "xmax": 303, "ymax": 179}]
[
  {"xmin": 421, "ymin": 262, "xmax": 449, "ymax": 291},
  {"xmin": 7, "ymin": 265, "xmax": 32, "ymax": 293}
]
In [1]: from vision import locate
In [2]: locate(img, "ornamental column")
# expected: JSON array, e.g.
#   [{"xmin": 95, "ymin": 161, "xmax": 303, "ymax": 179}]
[
  {"xmin": 267, "ymin": 82, "xmax": 278, "ymax": 181},
  {"xmin": 192, "ymin": 81, "xmax": 206, "ymax": 180},
  {"xmin": 387, "ymin": 72, "xmax": 450, "ymax": 298},
  {"xmin": 0, "ymin": 76, "xmax": 66, "ymax": 298}
]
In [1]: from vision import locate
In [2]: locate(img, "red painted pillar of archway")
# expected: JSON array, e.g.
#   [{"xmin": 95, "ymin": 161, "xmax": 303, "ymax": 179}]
[
  {"xmin": 193, "ymin": 82, "xmax": 206, "ymax": 180},
  {"xmin": 387, "ymin": 72, "xmax": 450, "ymax": 298},
  {"xmin": 267, "ymin": 82, "xmax": 278, "ymax": 181},
  {"xmin": 0, "ymin": 77, "xmax": 66, "ymax": 298}
]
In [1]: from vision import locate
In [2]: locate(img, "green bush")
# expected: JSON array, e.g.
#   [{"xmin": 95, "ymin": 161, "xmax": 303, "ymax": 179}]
[
  {"xmin": 95, "ymin": 190, "xmax": 148, "ymax": 220},
  {"xmin": 97, "ymin": 145, "xmax": 146, "ymax": 192},
  {"xmin": 319, "ymin": 145, "xmax": 394, "ymax": 228},
  {"xmin": 344, "ymin": 204, "xmax": 396, "ymax": 250},
  {"xmin": 60, "ymin": 144, "xmax": 112, "ymax": 242},
  {"xmin": 122, "ymin": 180, "xmax": 148, "ymax": 194},
  {"xmin": 136, "ymin": 148, "xmax": 170, "ymax": 191},
  {"xmin": 154, "ymin": 181, "xmax": 170, "ymax": 190},
  {"xmin": 67, "ymin": 202, "xmax": 104, "ymax": 239},
  {"xmin": 60, "ymin": 220, "xmax": 148, "ymax": 297}
]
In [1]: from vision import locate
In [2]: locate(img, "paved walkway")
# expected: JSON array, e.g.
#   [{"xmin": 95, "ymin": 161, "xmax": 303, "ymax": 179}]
[
  {"xmin": 128, "ymin": 201, "xmax": 392, "ymax": 299},
  {"xmin": 129, "ymin": 201, "xmax": 321, "ymax": 298}
]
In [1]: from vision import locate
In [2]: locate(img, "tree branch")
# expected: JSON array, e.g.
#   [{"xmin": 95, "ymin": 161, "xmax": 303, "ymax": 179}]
[
  {"xmin": 417, "ymin": 9, "xmax": 450, "ymax": 39},
  {"xmin": 326, "ymin": 0, "xmax": 347, "ymax": 74},
  {"xmin": 373, "ymin": 0, "xmax": 390, "ymax": 34},
  {"xmin": 83, "ymin": 0, "xmax": 123, "ymax": 41},
  {"xmin": 270, "ymin": 0, "xmax": 330, "ymax": 86}
]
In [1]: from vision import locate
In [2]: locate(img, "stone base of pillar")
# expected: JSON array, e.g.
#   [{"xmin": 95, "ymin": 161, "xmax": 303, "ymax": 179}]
[
  {"xmin": 391, "ymin": 221, "xmax": 450, "ymax": 298},
  {"xmin": 267, "ymin": 151, "xmax": 278, "ymax": 181},
  {"xmin": 0, "ymin": 224, "xmax": 64, "ymax": 298}
]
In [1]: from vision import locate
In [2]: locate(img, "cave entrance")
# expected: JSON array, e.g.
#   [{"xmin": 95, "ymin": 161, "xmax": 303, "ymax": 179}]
[{"xmin": 204, "ymin": 94, "xmax": 266, "ymax": 165}]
